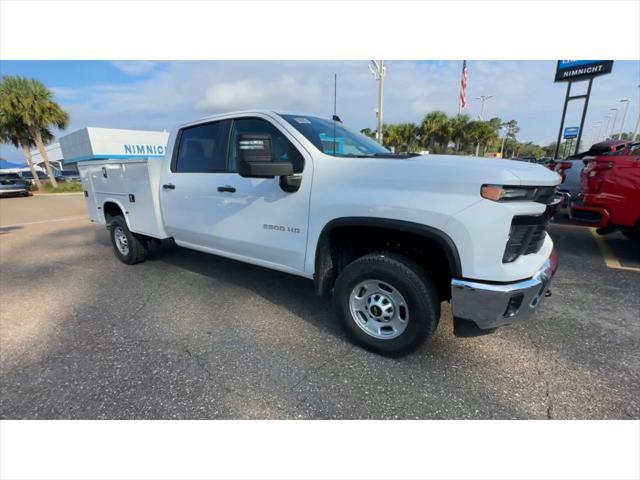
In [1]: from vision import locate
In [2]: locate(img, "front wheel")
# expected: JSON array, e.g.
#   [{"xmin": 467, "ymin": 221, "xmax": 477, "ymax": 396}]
[{"xmin": 333, "ymin": 252, "xmax": 440, "ymax": 355}]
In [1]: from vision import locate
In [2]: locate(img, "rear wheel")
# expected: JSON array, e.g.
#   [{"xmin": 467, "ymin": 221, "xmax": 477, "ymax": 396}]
[
  {"xmin": 109, "ymin": 215, "xmax": 148, "ymax": 264},
  {"xmin": 333, "ymin": 252, "xmax": 440, "ymax": 355}
]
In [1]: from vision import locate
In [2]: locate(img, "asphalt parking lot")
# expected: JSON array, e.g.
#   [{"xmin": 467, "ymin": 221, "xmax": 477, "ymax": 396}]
[{"xmin": 0, "ymin": 194, "xmax": 638, "ymax": 419}]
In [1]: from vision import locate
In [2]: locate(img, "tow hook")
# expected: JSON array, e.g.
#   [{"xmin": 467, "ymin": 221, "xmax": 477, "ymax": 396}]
[{"xmin": 545, "ymin": 289, "xmax": 552, "ymax": 297}]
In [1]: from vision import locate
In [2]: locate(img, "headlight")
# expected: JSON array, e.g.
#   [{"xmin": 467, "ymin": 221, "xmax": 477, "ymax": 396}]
[{"xmin": 481, "ymin": 185, "xmax": 538, "ymax": 202}]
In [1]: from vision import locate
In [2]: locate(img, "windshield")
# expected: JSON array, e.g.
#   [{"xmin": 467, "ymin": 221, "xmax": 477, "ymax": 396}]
[
  {"xmin": 0, "ymin": 174, "xmax": 21, "ymax": 180},
  {"xmin": 280, "ymin": 114, "xmax": 391, "ymax": 158}
]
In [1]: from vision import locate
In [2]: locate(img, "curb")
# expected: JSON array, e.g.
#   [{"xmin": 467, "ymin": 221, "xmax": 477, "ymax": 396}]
[{"xmin": 32, "ymin": 192, "xmax": 84, "ymax": 196}]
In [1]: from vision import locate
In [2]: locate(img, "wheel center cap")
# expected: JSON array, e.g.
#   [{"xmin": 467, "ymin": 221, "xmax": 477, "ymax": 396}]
[{"xmin": 367, "ymin": 293, "xmax": 394, "ymax": 320}]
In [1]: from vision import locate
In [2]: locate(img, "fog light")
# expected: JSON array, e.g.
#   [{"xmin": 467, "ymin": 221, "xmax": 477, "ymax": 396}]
[{"xmin": 503, "ymin": 293, "xmax": 524, "ymax": 318}]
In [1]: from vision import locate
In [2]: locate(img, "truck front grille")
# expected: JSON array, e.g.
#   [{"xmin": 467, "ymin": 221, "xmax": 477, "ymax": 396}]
[
  {"xmin": 503, "ymin": 215, "xmax": 550, "ymax": 263},
  {"xmin": 533, "ymin": 186, "xmax": 557, "ymax": 205}
]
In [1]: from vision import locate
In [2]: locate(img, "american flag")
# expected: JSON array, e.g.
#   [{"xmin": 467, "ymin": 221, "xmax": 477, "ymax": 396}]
[{"xmin": 459, "ymin": 60, "xmax": 468, "ymax": 110}]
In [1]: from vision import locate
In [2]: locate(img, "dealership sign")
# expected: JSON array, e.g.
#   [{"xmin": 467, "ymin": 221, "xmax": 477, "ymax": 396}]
[
  {"xmin": 554, "ymin": 60, "xmax": 614, "ymax": 82},
  {"xmin": 563, "ymin": 126, "xmax": 579, "ymax": 139}
]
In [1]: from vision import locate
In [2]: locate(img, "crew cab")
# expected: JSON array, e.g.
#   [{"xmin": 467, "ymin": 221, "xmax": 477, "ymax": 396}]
[
  {"xmin": 570, "ymin": 142, "xmax": 640, "ymax": 240},
  {"xmin": 77, "ymin": 111, "xmax": 560, "ymax": 354}
]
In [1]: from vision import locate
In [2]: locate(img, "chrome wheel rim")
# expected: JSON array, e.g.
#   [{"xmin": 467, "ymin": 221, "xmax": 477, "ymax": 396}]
[
  {"xmin": 349, "ymin": 279, "xmax": 409, "ymax": 340},
  {"xmin": 113, "ymin": 226, "xmax": 129, "ymax": 256}
]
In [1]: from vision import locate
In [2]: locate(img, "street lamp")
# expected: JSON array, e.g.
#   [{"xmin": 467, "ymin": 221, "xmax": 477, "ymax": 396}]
[
  {"xmin": 602, "ymin": 115, "xmax": 612, "ymax": 140},
  {"xmin": 618, "ymin": 99, "xmax": 631, "ymax": 140},
  {"xmin": 369, "ymin": 60, "xmax": 386, "ymax": 144},
  {"xmin": 476, "ymin": 95, "xmax": 493, "ymax": 121},
  {"xmin": 609, "ymin": 108, "xmax": 619, "ymax": 138},
  {"xmin": 590, "ymin": 122, "xmax": 601, "ymax": 146}
]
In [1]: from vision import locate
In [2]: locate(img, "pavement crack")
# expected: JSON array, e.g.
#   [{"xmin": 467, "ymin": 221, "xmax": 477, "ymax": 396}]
[
  {"xmin": 183, "ymin": 347, "xmax": 215, "ymax": 380},
  {"xmin": 290, "ymin": 345, "xmax": 354, "ymax": 391},
  {"xmin": 527, "ymin": 331, "xmax": 553, "ymax": 420},
  {"xmin": 125, "ymin": 277, "xmax": 164, "ymax": 325}
]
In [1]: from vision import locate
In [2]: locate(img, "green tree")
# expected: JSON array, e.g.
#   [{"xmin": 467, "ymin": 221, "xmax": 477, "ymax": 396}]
[
  {"xmin": 465, "ymin": 121, "xmax": 499, "ymax": 156},
  {"xmin": 0, "ymin": 76, "xmax": 69, "ymax": 187},
  {"xmin": 450, "ymin": 114, "xmax": 471, "ymax": 152},
  {"xmin": 0, "ymin": 117, "xmax": 53, "ymax": 189},
  {"xmin": 382, "ymin": 123, "xmax": 420, "ymax": 153},
  {"xmin": 360, "ymin": 128, "xmax": 375, "ymax": 139},
  {"xmin": 420, "ymin": 111, "xmax": 449, "ymax": 152}
]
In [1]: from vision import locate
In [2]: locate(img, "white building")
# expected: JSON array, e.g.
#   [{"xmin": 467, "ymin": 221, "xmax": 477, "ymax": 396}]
[{"xmin": 30, "ymin": 142, "xmax": 64, "ymax": 174}]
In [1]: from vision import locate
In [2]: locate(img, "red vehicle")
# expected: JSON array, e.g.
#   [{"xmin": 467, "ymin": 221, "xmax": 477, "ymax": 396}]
[{"xmin": 569, "ymin": 142, "xmax": 640, "ymax": 240}]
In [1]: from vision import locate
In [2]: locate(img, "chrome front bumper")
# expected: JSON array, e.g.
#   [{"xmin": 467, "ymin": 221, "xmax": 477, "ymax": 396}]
[{"xmin": 450, "ymin": 251, "xmax": 558, "ymax": 329}]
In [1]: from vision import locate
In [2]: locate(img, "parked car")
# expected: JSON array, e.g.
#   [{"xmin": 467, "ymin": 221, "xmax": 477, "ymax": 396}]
[
  {"xmin": 555, "ymin": 140, "xmax": 635, "ymax": 208},
  {"xmin": 20, "ymin": 170, "xmax": 49, "ymax": 183},
  {"xmin": 20, "ymin": 170, "xmax": 66, "ymax": 183},
  {"xmin": 569, "ymin": 142, "xmax": 640, "ymax": 240},
  {"xmin": 519, "ymin": 156, "xmax": 538, "ymax": 163},
  {"xmin": 77, "ymin": 110, "xmax": 560, "ymax": 355},
  {"xmin": 0, "ymin": 173, "xmax": 30, "ymax": 197},
  {"xmin": 59, "ymin": 169, "xmax": 81, "ymax": 182}
]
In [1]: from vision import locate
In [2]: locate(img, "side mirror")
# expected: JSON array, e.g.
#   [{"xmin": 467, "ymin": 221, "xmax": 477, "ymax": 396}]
[{"xmin": 237, "ymin": 133, "xmax": 294, "ymax": 178}]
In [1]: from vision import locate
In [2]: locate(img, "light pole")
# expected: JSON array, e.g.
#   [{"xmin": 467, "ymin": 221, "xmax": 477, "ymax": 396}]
[
  {"xmin": 609, "ymin": 108, "xmax": 619, "ymax": 138},
  {"xmin": 476, "ymin": 95, "xmax": 493, "ymax": 121},
  {"xmin": 618, "ymin": 99, "xmax": 631, "ymax": 139},
  {"xmin": 590, "ymin": 122, "xmax": 601, "ymax": 146},
  {"xmin": 369, "ymin": 60, "xmax": 386, "ymax": 144},
  {"xmin": 602, "ymin": 115, "xmax": 612, "ymax": 140}
]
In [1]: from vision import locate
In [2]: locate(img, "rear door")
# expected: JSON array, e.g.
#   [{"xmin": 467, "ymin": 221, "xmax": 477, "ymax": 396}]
[{"xmin": 159, "ymin": 119, "xmax": 232, "ymax": 246}]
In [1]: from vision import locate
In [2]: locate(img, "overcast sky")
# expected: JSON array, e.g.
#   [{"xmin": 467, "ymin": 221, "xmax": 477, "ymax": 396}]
[{"xmin": 0, "ymin": 60, "xmax": 638, "ymax": 164}]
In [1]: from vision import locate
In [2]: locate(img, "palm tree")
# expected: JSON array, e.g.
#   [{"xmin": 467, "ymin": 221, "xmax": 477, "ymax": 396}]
[
  {"xmin": 0, "ymin": 118, "xmax": 53, "ymax": 189},
  {"xmin": 360, "ymin": 128, "xmax": 376, "ymax": 140},
  {"xmin": 464, "ymin": 121, "xmax": 498, "ymax": 156},
  {"xmin": 0, "ymin": 76, "xmax": 69, "ymax": 187},
  {"xmin": 450, "ymin": 114, "xmax": 470, "ymax": 152},
  {"xmin": 420, "ymin": 111, "xmax": 448, "ymax": 152}
]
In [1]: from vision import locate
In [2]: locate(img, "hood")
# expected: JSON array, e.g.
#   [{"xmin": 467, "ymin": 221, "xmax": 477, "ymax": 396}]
[{"xmin": 415, "ymin": 154, "xmax": 561, "ymax": 186}]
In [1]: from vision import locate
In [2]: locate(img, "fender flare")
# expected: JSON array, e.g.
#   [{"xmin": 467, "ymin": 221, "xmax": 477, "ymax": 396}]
[
  {"xmin": 313, "ymin": 217, "xmax": 462, "ymax": 295},
  {"xmin": 101, "ymin": 198, "xmax": 131, "ymax": 229}
]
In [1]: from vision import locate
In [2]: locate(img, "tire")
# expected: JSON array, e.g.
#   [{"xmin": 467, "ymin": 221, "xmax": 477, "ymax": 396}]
[
  {"xmin": 109, "ymin": 215, "xmax": 148, "ymax": 265},
  {"xmin": 333, "ymin": 252, "xmax": 440, "ymax": 355}
]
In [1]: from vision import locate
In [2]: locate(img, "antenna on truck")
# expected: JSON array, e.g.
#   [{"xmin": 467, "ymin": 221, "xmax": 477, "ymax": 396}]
[{"xmin": 332, "ymin": 73, "xmax": 340, "ymax": 155}]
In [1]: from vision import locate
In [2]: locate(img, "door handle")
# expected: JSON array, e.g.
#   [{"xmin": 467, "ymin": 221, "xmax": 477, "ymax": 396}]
[
  {"xmin": 162, "ymin": 183, "xmax": 175, "ymax": 190},
  {"xmin": 217, "ymin": 186, "xmax": 236, "ymax": 193}
]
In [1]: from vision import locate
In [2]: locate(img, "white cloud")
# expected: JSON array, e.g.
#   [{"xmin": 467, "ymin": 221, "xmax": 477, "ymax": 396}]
[
  {"xmin": 197, "ymin": 75, "xmax": 322, "ymax": 111},
  {"xmin": 2, "ymin": 60, "xmax": 639, "ymax": 164},
  {"xmin": 111, "ymin": 61, "xmax": 158, "ymax": 76}
]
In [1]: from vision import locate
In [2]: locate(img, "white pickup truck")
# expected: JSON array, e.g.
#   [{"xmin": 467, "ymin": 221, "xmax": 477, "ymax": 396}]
[{"xmin": 78, "ymin": 110, "xmax": 560, "ymax": 354}]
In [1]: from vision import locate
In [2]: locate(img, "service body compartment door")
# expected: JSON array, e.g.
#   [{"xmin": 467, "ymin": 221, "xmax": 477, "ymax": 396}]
[{"xmin": 78, "ymin": 163, "xmax": 100, "ymax": 223}]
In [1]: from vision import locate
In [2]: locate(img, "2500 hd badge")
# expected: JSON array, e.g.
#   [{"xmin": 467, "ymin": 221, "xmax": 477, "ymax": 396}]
[{"xmin": 264, "ymin": 223, "xmax": 301, "ymax": 234}]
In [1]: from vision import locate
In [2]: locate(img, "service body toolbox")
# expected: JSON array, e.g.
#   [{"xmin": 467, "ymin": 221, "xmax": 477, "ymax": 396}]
[{"xmin": 79, "ymin": 158, "xmax": 167, "ymax": 239}]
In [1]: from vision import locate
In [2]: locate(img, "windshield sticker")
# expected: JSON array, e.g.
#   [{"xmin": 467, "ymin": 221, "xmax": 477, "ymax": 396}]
[{"xmin": 293, "ymin": 117, "xmax": 311, "ymax": 124}]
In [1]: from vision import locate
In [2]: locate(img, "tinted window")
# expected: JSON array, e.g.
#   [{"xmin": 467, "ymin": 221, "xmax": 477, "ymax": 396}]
[
  {"xmin": 229, "ymin": 118, "xmax": 304, "ymax": 173},
  {"xmin": 281, "ymin": 114, "xmax": 390, "ymax": 158},
  {"xmin": 175, "ymin": 121, "xmax": 229, "ymax": 173}
]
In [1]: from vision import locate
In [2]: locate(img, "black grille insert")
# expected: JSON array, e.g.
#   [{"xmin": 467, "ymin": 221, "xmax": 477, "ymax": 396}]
[{"xmin": 503, "ymin": 214, "xmax": 550, "ymax": 263}]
